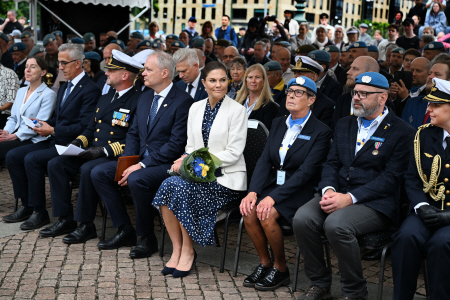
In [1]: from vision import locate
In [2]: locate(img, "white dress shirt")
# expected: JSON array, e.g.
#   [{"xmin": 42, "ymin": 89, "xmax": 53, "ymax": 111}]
[{"xmin": 186, "ymin": 73, "xmax": 201, "ymax": 99}]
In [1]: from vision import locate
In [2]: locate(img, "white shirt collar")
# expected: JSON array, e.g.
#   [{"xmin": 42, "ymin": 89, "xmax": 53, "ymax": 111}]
[
  {"xmin": 18, "ymin": 57, "xmax": 27, "ymax": 66},
  {"xmin": 116, "ymin": 86, "xmax": 133, "ymax": 98},
  {"xmin": 443, "ymin": 129, "xmax": 450, "ymax": 147},
  {"xmin": 69, "ymin": 71, "xmax": 86, "ymax": 87},
  {"xmin": 356, "ymin": 107, "xmax": 389, "ymax": 130},
  {"xmin": 410, "ymin": 84, "xmax": 427, "ymax": 98},
  {"xmin": 191, "ymin": 72, "xmax": 201, "ymax": 90},
  {"xmin": 155, "ymin": 82, "xmax": 173, "ymax": 99},
  {"xmin": 330, "ymin": 64, "xmax": 338, "ymax": 72}
]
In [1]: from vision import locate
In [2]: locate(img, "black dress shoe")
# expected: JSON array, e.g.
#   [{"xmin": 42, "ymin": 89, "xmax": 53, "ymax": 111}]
[
  {"xmin": 97, "ymin": 225, "xmax": 136, "ymax": 250},
  {"xmin": 243, "ymin": 264, "xmax": 271, "ymax": 287},
  {"xmin": 63, "ymin": 223, "xmax": 98, "ymax": 244},
  {"xmin": 361, "ymin": 249, "xmax": 390, "ymax": 261},
  {"xmin": 2, "ymin": 206, "xmax": 33, "ymax": 223},
  {"xmin": 39, "ymin": 218, "xmax": 77, "ymax": 237},
  {"xmin": 129, "ymin": 235, "xmax": 158, "ymax": 258},
  {"xmin": 20, "ymin": 211, "xmax": 50, "ymax": 230},
  {"xmin": 254, "ymin": 267, "xmax": 290, "ymax": 291}
]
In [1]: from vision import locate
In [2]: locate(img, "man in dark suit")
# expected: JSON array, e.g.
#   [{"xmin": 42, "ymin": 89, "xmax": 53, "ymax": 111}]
[
  {"xmin": 174, "ymin": 48, "xmax": 208, "ymax": 102},
  {"xmin": 308, "ymin": 50, "xmax": 343, "ymax": 100},
  {"xmin": 277, "ymin": 56, "xmax": 334, "ymax": 129},
  {"xmin": 90, "ymin": 51, "xmax": 194, "ymax": 258},
  {"xmin": 325, "ymin": 45, "xmax": 347, "ymax": 87},
  {"xmin": 333, "ymin": 56, "xmax": 396, "ymax": 130},
  {"xmin": 264, "ymin": 61, "xmax": 286, "ymax": 105},
  {"xmin": 38, "ymin": 50, "xmax": 143, "ymax": 243},
  {"xmin": 294, "ymin": 72, "xmax": 415, "ymax": 300},
  {"xmin": 3, "ymin": 43, "xmax": 101, "ymax": 229},
  {"xmin": 9, "ymin": 42, "xmax": 27, "ymax": 80}
]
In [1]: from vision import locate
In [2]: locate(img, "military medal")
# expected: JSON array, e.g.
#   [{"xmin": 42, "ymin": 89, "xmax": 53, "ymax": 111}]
[
  {"xmin": 112, "ymin": 111, "xmax": 131, "ymax": 127},
  {"xmin": 373, "ymin": 141, "xmax": 382, "ymax": 155}
]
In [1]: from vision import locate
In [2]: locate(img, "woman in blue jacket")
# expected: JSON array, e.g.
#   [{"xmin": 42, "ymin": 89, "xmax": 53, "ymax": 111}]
[{"xmin": 425, "ymin": 2, "xmax": 447, "ymax": 35}]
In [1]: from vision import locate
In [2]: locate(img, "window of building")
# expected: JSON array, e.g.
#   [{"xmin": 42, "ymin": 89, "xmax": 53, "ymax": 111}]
[
  {"xmin": 182, "ymin": 8, "xmax": 186, "ymax": 19},
  {"xmin": 233, "ymin": 9, "xmax": 247, "ymax": 19},
  {"xmin": 164, "ymin": 0, "xmax": 167, "ymax": 3},
  {"xmin": 182, "ymin": 24, "xmax": 186, "ymax": 30},
  {"xmin": 163, "ymin": 23, "xmax": 167, "ymax": 32},
  {"xmin": 386, "ymin": 9, "xmax": 388, "ymax": 19},
  {"xmin": 244, "ymin": 0, "xmax": 247, "ymax": 3},
  {"xmin": 163, "ymin": 7, "xmax": 167, "ymax": 18},
  {"xmin": 203, "ymin": 0, "xmax": 206, "ymax": 3},
  {"xmin": 192, "ymin": 8, "xmax": 196, "ymax": 17},
  {"xmin": 320, "ymin": 0, "xmax": 323, "ymax": 9},
  {"xmin": 254, "ymin": 9, "xmax": 267, "ymax": 19},
  {"xmin": 345, "ymin": 17, "xmax": 347, "ymax": 28},
  {"xmin": 305, "ymin": 13, "xmax": 315, "ymax": 23},
  {"xmin": 327, "ymin": 0, "xmax": 330, "ymax": 10},
  {"xmin": 232, "ymin": 0, "xmax": 237, "ymax": 3},
  {"xmin": 255, "ymin": 0, "xmax": 259, "ymax": 3},
  {"xmin": 183, "ymin": 0, "xmax": 186, "ymax": 3},
  {"xmin": 212, "ymin": 8, "xmax": 216, "ymax": 19},
  {"xmin": 380, "ymin": 9, "xmax": 383, "ymax": 19},
  {"xmin": 375, "ymin": 8, "xmax": 377, "ymax": 18},
  {"xmin": 346, "ymin": 3, "xmax": 348, "ymax": 13},
  {"xmin": 193, "ymin": 0, "xmax": 196, "ymax": 3},
  {"xmin": 202, "ymin": 8, "xmax": 206, "ymax": 19},
  {"xmin": 313, "ymin": 0, "xmax": 316, "ymax": 9}
]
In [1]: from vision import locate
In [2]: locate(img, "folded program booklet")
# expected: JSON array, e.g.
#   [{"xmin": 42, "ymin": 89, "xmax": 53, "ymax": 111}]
[{"xmin": 115, "ymin": 155, "xmax": 140, "ymax": 181}]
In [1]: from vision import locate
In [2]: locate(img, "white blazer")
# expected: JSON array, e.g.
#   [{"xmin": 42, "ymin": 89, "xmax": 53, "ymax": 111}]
[
  {"xmin": 3, "ymin": 82, "xmax": 57, "ymax": 143},
  {"xmin": 186, "ymin": 95, "xmax": 248, "ymax": 191}
]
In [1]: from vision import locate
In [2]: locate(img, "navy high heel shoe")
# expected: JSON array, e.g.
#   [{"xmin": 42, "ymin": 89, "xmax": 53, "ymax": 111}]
[
  {"xmin": 172, "ymin": 250, "xmax": 197, "ymax": 278},
  {"xmin": 161, "ymin": 266, "xmax": 175, "ymax": 275}
]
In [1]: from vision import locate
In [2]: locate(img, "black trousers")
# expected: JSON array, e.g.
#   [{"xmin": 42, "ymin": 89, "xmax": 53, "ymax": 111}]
[
  {"xmin": 47, "ymin": 155, "xmax": 112, "ymax": 222},
  {"xmin": 0, "ymin": 114, "xmax": 8, "ymax": 129},
  {"xmin": 0, "ymin": 139, "xmax": 33, "ymax": 161},
  {"xmin": 392, "ymin": 213, "xmax": 450, "ymax": 300},
  {"xmin": 6, "ymin": 140, "xmax": 57, "ymax": 210},
  {"xmin": 91, "ymin": 160, "xmax": 170, "ymax": 236}
]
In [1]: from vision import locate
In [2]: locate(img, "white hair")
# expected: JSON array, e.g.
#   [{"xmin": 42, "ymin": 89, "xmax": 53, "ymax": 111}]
[
  {"xmin": 58, "ymin": 43, "xmax": 84, "ymax": 61},
  {"xmin": 172, "ymin": 48, "xmax": 199, "ymax": 67},
  {"xmin": 149, "ymin": 50, "xmax": 175, "ymax": 80}
]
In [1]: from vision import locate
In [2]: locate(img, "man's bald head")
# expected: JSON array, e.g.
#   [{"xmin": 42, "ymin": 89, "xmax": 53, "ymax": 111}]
[
  {"xmin": 103, "ymin": 43, "xmax": 123, "ymax": 65},
  {"xmin": 205, "ymin": 38, "xmax": 213, "ymax": 56},
  {"xmin": 223, "ymin": 46, "xmax": 239, "ymax": 68},
  {"xmin": 195, "ymin": 49, "xmax": 206, "ymax": 68},
  {"xmin": 276, "ymin": 47, "xmax": 291, "ymax": 73},
  {"xmin": 346, "ymin": 56, "xmax": 380, "ymax": 89},
  {"xmin": 107, "ymin": 31, "xmax": 118, "ymax": 39},
  {"xmin": 411, "ymin": 57, "xmax": 431, "ymax": 87}
]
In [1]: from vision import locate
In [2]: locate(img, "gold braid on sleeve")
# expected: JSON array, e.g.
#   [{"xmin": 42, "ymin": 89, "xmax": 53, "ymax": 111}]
[{"xmin": 414, "ymin": 124, "xmax": 446, "ymax": 210}]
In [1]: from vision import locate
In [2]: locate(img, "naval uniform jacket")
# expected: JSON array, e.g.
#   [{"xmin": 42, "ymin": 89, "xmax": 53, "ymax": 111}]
[
  {"xmin": 319, "ymin": 109, "xmax": 416, "ymax": 223},
  {"xmin": 75, "ymin": 88, "xmax": 140, "ymax": 157},
  {"xmin": 249, "ymin": 114, "xmax": 333, "ymax": 222}
]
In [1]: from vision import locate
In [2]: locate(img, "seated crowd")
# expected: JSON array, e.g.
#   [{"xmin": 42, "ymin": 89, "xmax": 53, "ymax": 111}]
[{"xmin": 1, "ymin": 9, "xmax": 450, "ymax": 300}]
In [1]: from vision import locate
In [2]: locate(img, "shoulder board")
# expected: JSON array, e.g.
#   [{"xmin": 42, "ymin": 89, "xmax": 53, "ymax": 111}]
[{"xmin": 424, "ymin": 153, "xmax": 433, "ymax": 158}]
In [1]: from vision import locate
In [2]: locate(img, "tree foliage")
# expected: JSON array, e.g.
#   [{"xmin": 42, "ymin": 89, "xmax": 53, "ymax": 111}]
[
  {"xmin": 0, "ymin": 1, "xmax": 32, "ymax": 21},
  {"xmin": 354, "ymin": 19, "xmax": 390, "ymax": 39}
]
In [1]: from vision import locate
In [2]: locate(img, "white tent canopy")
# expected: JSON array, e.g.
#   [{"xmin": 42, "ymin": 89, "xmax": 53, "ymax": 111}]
[{"xmin": 7, "ymin": 0, "xmax": 149, "ymax": 8}]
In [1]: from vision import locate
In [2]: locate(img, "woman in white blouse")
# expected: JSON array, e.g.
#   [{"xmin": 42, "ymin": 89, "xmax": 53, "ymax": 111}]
[{"xmin": 0, "ymin": 56, "xmax": 56, "ymax": 160}]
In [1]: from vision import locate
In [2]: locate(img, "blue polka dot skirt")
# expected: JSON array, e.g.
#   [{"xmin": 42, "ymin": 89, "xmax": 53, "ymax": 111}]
[{"xmin": 153, "ymin": 176, "xmax": 241, "ymax": 246}]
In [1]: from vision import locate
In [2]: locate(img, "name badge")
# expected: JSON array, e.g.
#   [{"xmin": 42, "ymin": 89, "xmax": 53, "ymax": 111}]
[
  {"xmin": 297, "ymin": 135, "xmax": 311, "ymax": 140},
  {"xmin": 370, "ymin": 136, "xmax": 385, "ymax": 142},
  {"xmin": 277, "ymin": 170, "xmax": 286, "ymax": 185},
  {"xmin": 119, "ymin": 108, "xmax": 130, "ymax": 113}
]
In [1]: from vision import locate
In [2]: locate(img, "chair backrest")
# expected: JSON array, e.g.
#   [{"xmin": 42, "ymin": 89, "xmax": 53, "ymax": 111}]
[{"xmin": 243, "ymin": 119, "xmax": 269, "ymax": 186}]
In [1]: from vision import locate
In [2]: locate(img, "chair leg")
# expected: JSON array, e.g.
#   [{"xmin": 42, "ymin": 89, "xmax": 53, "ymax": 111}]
[
  {"xmin": 324, "ymin": 241, "xmax": 332, "ymax": 273},
  {"xmin": 376, "ymin": 244, "xmax": 391, "ymax": 300},
  {"xmin": 100, "ymin": 202, "xmax": 107, "ymax": 241},
  {"xmin": 292, "ymin": 247, "xmax": 301, "ymax": 292},
  {"xmin": 233, "ymin": 217, "xmax": 244, "ymax": 277},
  {"xmin": 423, "ymin": 261, "xmax": 429, "ymax": 299},
  {"xmin": 214, "ymin": 226, "xmax": 220, "ymax": 247},
  {"xmin": 14, "ymin": 198, "xmax": 18, "ymax": 212},
  {"xmin": 219, "ymin": 212, "xmax": 232, "ymax": 273},
  {"xmin": 159, "ymin": 222, "xmax": 166, "ymax": 257}
]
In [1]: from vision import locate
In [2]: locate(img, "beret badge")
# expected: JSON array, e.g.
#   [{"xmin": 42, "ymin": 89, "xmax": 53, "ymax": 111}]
[{"xmin": 362, "ymin": 76, "xmax": 372, "ymax": 83}]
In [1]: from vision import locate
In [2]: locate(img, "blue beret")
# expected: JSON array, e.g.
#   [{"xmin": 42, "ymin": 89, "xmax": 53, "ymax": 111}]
[
  {"xmin": 29, "ymin": 46, "xmax": 45, "ymax": 57},
  {"xmin": 348, "ymin": 41, "xmax": 368, "ymax": 49},
  {"xmin": 287, "ymin": 76, "xmax": 317, "ymax": 94},
  {"xmin": 341, "ymin": 46, "xmax": 349, "ymax": 53},
  {"xmin": 324, "ymin": 45, "xmax": 340, "ymax": 53},
  {"xmin": 136, "ymin": 40, "xmax": 152, "ymax": 49},
  {"xmin": 130, "ymin": 31, "xmax": 144, "ymax": 40},
  {"xmin": 171, "ymin": 41, "xmax": 185, "ymax": 48},
  {"xmin": 151, "ymin": 41, "xmax": 160, "ymax": 48},
  {"xmin": 192, "ymin": 37, "xmax": 205, "ymax": 47},
  {"xmin": 20, "ymin": 31, "xmax": 32, "ymax": 39},
  {"xmin": 391, "ymin": 47, "xmax": 405, "ymax": 55},
  {"xmin": 355, "ymin": 72, "xmax": 389, "ymax": 89},
  {"xmin": 83, "ymin": 32, "xmax": 95, "ymax": 42},
  {"xmin": 84, "ymin": 51, "xmax": 101, "ymax": 61},
  {"xmin": 0, "ymin": 32, "xmax": 9, "ymax": 43},
  {"xmin": 368, "ymin": 45, "xmax": 378, "ymax": 52},
  {"xmin": 43, "ymin": 34, "xmax": 56, "ymax": 46},
  {"xmin": 308, "ymin": 50, "xmax": 331, "ymax": 63},
  {"xmin": 166, "ymin": 34, "xmax": 179, "ymax": 40},
  {"xmin": 69, "ymin": 37, "xmax": 85, "ymax": 45},
  {"xmin": 279, "ymin": 41, "xmax": 291, "ymax": 47},
  {"xmin": 23, "ymin": 26, "xmax": 32, "ymax": 32},
  {"xmin": 9, "ymin": 42, "xmax": 27, "ymax": 52},
  {"xmin": 111, "ymin": 39, "xmax": 125, "ymax": 50},
  {"xmin": 264, "ymin": 61, "xmax": 282, "ymax": 71},
  {"xmin": 424, "ymin": 41, "xmax": 445, "ymax": 50},
  {"xmin": 154, "ymin": 38, "xmax": 163, "ymax": 44},
  {"xmin": 52, "ymin": 31, "xmax": 63, "ymax": 37}
]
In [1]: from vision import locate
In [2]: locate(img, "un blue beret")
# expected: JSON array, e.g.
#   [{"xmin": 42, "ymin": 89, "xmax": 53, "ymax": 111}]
[
  {"xmin": 279, "ymin": 41, "xmax": 291, "ymax": 47},
  {"xmin": 264, "ymin": 61, "xmax": 282, "ymax": 71},
  {"xmin": 154, "ymin": 38, "xmax": 163, "ymax": 44},
  {"xmin": 130, "ymin": 31, "xmax": 144, "ymax": 39},
  {"xmin": 69, "ymin": 37, "xmax": 85, "ymax": 45},
  {"xmin": 20, "ymin": 31, "xmax": 32, "ymax": 39},
  {"xmin": 341, "ymin": 46, "xmax": 349, "ymax": 53},
  {"xmin": 43, "ymin": 34, "xmax": 56, "ymax": 46},
  {"xmin": 308, "ymin": 50, "xmax": 331, "ymax": 63},
  {"xmin": 0, "ymin": 32, "xmax": 9, "ymax": 43},
  {"xmin": 111, "ymin": 39, "xmax": 125, "ymax": 50},
  {"xmin": 166, "ymin": 34, "xmax": 179, "ymax": 40},
  {"xmin": 52, "ymin": 31, "xmax": 63, "ymax": 37},
  {"xmin": 192, "ymin": 37, "xmax": 205, "ymax": 47},
  {"xmin": 348, "ymin": 41, "xmax": 368, "ymax": 49},
  {"xmin": 324, "ymin": 45, "xmax": 340, "ymax": 53},
  {"xmin": 9, "ymin": 42, "xmax": 27, "ymax": 52},
  {"xmin": 136, "ymin": 40, "xmax": 152, "ymax": 49},
  {"xmin": 84, "ymin": 51, "xmax": 101, "ymax": 61},
  {"xmin": 368, "ymin": 45, "xmax": 378, "ymax": 52},
  {"xmin": 83, "ymin": 32, "xmax": 95, "ymax": 42},
  {"xmin": 391, "ymin": 47, "xmax": 405, "ymax": 55},
  {"xmin": 151, "ymin": 41, "xmax": 160, "ymax": 48},
  {"xmin": 287, "ymin": 76, "xmax": 317, "ymax": 94},
  {"xmin": 29, "ymin": 46, "xmax": 45, "ymax": 57},
  {"xmin": 171, "ymin": 41, "xmax": 185, "ymax": 48},
  {"xmin": 424, "ymin": 41, "xmax": 445, "ymax": 50},
  {"xmin": 355, "ymin": 72, "xmax": 389, "ymax": 89}
]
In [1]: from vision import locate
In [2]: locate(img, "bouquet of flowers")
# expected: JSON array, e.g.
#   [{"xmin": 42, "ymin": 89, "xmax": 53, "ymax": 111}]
[{"xmin": 170, "ymin": 148, "xmax": 222, "ymax": 183}]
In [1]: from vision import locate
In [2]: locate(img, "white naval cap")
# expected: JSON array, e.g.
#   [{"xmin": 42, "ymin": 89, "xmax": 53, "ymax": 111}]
[
  {"xmin": 132, "ymin": 49, "xmax": 155, "ymax": 66},
  {"xmin": 106, "ymin": 49, "xmax": 144, "ymax": 73}
]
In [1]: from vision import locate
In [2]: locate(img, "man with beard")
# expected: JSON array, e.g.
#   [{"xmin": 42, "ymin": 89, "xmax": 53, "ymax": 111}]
[
  {"xmin": 83, "ymin": 32, "xmax": 103, "ymax": 57},
  {"xmin": 333, "ymin": 56, "xmax": 396, "ymax": 129},
  {"xmin": 422, "ymin": 42, "xmax": 446, "ymax": 62},
  {"xmin": 384, "ymin": 47, "xmax": 405, "ymax": 75},
  {"xmin": 204, "ymin": 38, "xmax": 217, "ymax": 60},
  {"xmin": 389, "ymin": 57, "xmax": 431, "ymax": 117},
  {"xmin": 165, "ymin": 34, "xmax": 178, "ymax": 53},
  {"xmin": 401, "ymin": 56, "xmax": 450, "ymax": 129},
  {"xmin": 294, "ymin": 72, "xmax": 415, "ymax": 300},
  {"xmin": 308, "ymin": 50, "xmax": 343, "ymax": 100},
  {"xmin": 214, "ymin": 39, "xmax": 231, "ymax": 62}
]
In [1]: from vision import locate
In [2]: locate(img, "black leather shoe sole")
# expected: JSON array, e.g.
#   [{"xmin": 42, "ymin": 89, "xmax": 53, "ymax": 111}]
[
  {"xmin": 63, "ymin": 232, "xmax": 97, "ymax": 244},
  {"xmin": 20, "ymin": 218, "xmax": 50, "ymax": 230},
  {"xmin": 254, "ymin": 277, "xmax": 290, "ymax": 291},
  {"xmin": 97, "ymin": 238, "xmax": 137, "ymax": 250},
  {"xmin": 2, "ymin": 209, "xmax": 33, "ymax": 223},
  {"xmin": 129, "ymin": 245, "xmax": 158, "ymax": 258},
  {"xmin": 243, "ymin": 281, "xmax": 256, "ymax": 288},
  {"xmin": 39, "ymin": 222, "xmax": 77, "ymax": 238}
]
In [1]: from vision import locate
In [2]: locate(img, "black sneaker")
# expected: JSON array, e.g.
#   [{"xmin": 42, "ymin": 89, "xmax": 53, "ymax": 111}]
[
  {"xmin": 254, "ymin": 267, "xmax": 290, "ymax": 291},
  {"xmin": 297, "ymin": 286, "xmax": 331, "ymax": 300},
  {"xmin": 243, "ymin": 264, "xmax": 271, "ymax": 287}
]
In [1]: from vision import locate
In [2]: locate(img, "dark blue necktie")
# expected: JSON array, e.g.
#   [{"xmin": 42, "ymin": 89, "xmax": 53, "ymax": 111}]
[
  {"xmin": 61, "ymin": 81, "xmax": 73, "ymax": 107},
  {"xmin": 14, "ymin": 63, "xmax": 18, "ymax": 71},
  {"xmin": 148, "ymin": 95, "xmax": 161, "ymax": 132}
]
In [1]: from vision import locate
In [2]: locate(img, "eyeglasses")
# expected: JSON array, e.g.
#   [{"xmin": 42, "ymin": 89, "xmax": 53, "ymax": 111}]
[
  {"xmin": 285, "ymin": 88, "xmax": 308, "ymax": 97},
  {"xmin": 351, "ymin": 90, "xmax": 384, "ymax": 99},
  {"xmin": 57, "ymin": 59, "xmax": 78, "ymax": 68}
]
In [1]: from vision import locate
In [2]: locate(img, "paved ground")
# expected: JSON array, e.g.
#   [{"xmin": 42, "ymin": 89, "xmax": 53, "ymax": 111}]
[{"xmin": 0, "ymin": 168, "xmax": 428, "ymax": 299}]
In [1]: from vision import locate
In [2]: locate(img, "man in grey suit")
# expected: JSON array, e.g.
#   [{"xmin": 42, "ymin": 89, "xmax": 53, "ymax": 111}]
[{"xmin": 174, "ymin": 49, "xmax": 208, "ymax": 102}]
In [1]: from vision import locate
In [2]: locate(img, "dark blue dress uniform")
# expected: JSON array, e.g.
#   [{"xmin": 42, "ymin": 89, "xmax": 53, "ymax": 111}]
[
  {"xmin": 392, "ymin": 78, "xmax": 450, "ymax": 300},
  {"xmin": 46, "ymin": 88, "xmax": 140, "ymax": 222},
  {"xmin": 9, "ymin": 42, "xmax": 27, "ymax": 80}
]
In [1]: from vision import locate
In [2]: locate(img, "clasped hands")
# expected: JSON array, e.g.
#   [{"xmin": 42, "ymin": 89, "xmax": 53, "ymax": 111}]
[
  {"xmin": 417, "ymin": 205, "xmax": 450, "ymax": 230},
  {"xmin": 240, "ymin": 192, "xmax": 275, "ymax": 221},
  {"xmin": 0, "ymin": 130, "xmax": 17, "ymax": 142},
  {"xmin": 320, "ymin": 189, "xmax": 353, "ymax": 214}
]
